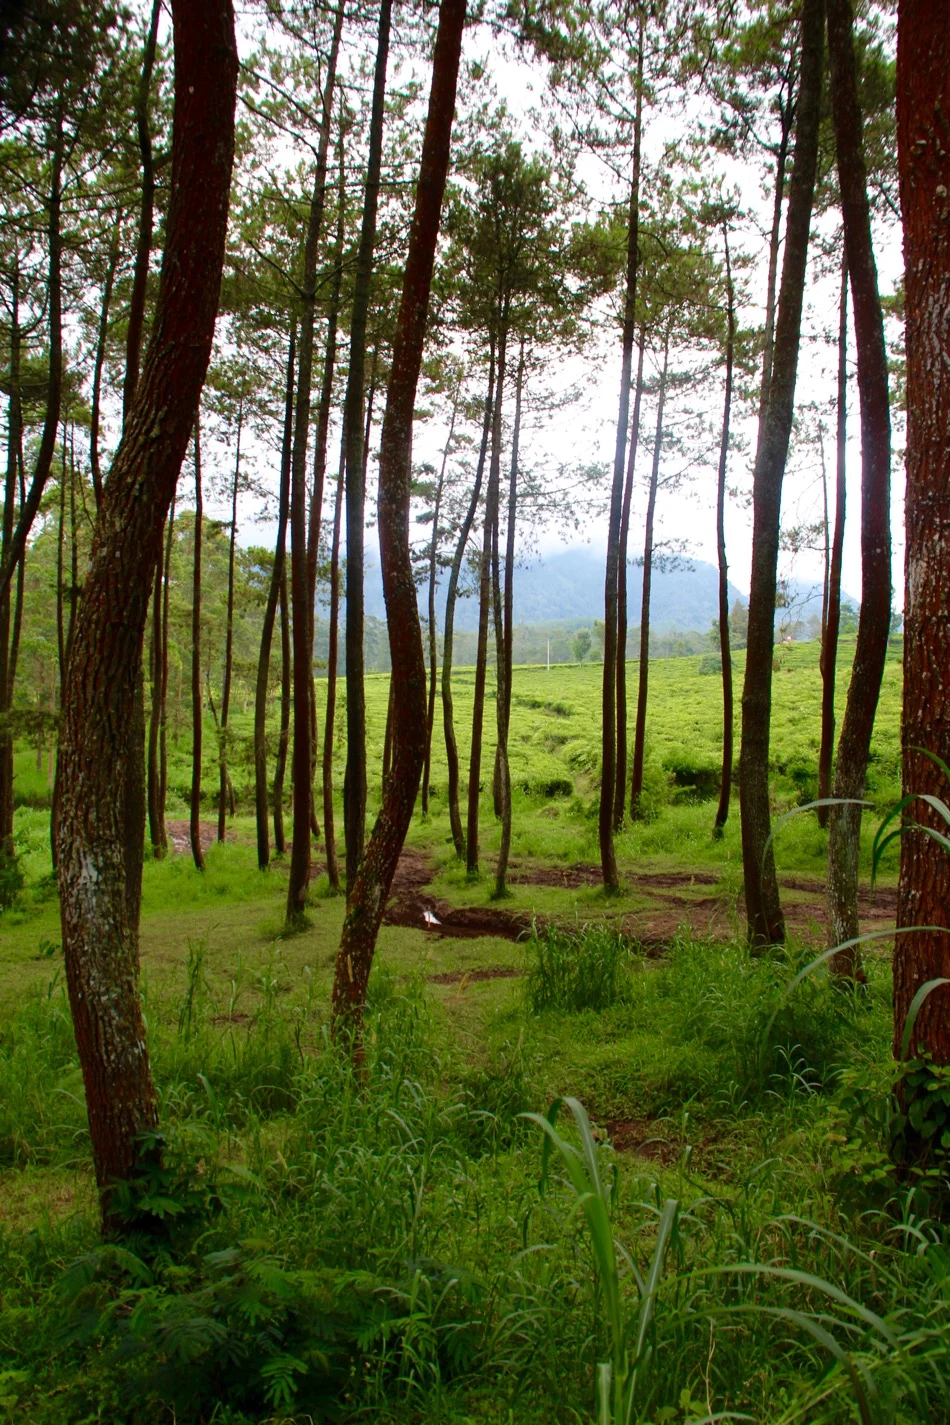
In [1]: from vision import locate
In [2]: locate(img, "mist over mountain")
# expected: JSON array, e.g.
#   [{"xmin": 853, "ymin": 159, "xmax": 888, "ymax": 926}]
[{"xmin": 359, "ymin": 546, "xmax": 749, "ymax": 633}]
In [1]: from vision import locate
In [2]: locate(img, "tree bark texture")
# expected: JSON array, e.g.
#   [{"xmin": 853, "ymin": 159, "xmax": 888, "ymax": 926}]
[
  {"xmin": 825, "ymin": 0, "xmax": 892, "ymax": 977},
  {"xmin": 56, "ymin": 0, "xmax": 236, "ymax": 1228},
  {"xmin": 331, "ymin": 0, "xmax": 466, "ymax": 1039},
  {"xmin": 893, "ymin": 0, "xmax": 950, "ymax": 1063},
  {"xmin": 739, "ymin": 0, "xmax": 823, "ymax": 949},
  {"xmin": 343, "ymin": 0, "xmax": 393, "ymax": 891},
  {"xmin": 255, "ymin": 326, "xmax": 294, "ymax": 870}
]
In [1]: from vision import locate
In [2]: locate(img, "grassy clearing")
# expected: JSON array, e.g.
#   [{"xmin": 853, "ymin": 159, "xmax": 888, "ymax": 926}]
[
  {"xmin": 0, "ymin": 642, "xmax": 930, "ymax": 1423},
  {"xmin": 0, "ymin": 888, "xmax": 945, "ymax": 1424}
]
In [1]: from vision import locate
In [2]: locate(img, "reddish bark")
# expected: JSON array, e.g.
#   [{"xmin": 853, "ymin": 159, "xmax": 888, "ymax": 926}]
[
  {"xmin": 332, "ymin": 0, "xmax": 466, "ymax": 1039},
  {"xmin": 56, "ymin": 0, "xmax": 236, "ymax": 1228},
  {"xmin": 893, "ymin": 0, "xmax": 950, "ymax": 1062}
]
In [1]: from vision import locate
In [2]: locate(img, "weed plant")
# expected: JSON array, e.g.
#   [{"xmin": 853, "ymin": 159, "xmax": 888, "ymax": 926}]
[{"xmin": 525, "ymin": 925, "xmax": 637, "ymax": 1013}]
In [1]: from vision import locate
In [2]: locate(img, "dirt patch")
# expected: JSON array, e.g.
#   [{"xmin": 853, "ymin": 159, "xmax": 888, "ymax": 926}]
[
  {"xmin": 604, "ymin": 1117, "xmax": 679, "ymax": 1164},
  {"xmin": 379, "ymin": 847, "xmax": 895, "ymax": 951},
  {"xmin": 166, "ymin": 819, "xmax": 237, "ymax": 856},
  {"xmin": 382, "ymin": 848, "xmax": 534, "ymax": 942},
  {"xmin": 428, "ymin": 967, "xmax": 522, "ymax": 985}
]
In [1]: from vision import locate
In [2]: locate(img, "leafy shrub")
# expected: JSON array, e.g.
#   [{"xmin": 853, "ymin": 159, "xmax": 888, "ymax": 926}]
[
  {"xmin": 525, "ymin": 925, "xmax": 635, "ymax": 1014},
  {"xmin": 697, "ymin": 653, "xmax": 721, "ymax": 676},
  {"xmin": 662, "ymin": 750, "xmax": 721, "ymax": 802}
]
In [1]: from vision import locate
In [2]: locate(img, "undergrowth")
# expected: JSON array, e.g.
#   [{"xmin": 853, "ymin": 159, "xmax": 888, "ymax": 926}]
[{"xmin": 0, "ymin": 925, "xmax": 948, "ymax": 1423}]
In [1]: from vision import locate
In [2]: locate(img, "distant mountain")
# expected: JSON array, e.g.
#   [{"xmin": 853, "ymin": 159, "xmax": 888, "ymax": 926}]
[{"xmin": 357, "ymin": 545, "xmax": 747, "ymax": 634}]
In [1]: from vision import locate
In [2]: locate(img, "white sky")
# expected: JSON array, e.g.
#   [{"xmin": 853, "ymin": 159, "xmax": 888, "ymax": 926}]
[{"xmin": 159, "ymin": 5, "xmax": 907, "ymax": 614}]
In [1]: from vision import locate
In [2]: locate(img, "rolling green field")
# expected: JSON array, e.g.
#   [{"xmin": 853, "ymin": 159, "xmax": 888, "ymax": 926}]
[{"xmin": 1, "ymin": 638, "xmax": 935, "ymax": 1425}]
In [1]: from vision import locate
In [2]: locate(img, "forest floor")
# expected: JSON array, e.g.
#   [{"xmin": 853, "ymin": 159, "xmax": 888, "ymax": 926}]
[{"xmin": 2, "ymin": 644, "xmax": 939, "ymax": 1424}]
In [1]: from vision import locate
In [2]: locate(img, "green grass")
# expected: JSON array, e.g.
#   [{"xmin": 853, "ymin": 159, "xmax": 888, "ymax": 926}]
[
  {"xmin": 0, "ymin": 893, "xmax": 945, "ymax": 1424},
  {"xmin": 0, "ymin": 639, "xmax": 931, "ymax": 1424}
]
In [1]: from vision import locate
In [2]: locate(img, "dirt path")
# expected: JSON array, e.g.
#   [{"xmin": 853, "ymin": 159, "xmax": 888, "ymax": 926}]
[
  {"xmin": 380, "ymin": 847, "xmax": 897, "ymax": 949},
  {"xmin": 383, "ymin": 847, "xmax": 534, "ymax": 941}
]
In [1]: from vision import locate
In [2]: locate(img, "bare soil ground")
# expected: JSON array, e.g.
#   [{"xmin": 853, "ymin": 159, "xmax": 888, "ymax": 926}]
[
  {"xmin": 166, "ymin": 819, "xmax": 239, "ymax": 856},
  {"xmin": 379, "ymin": 848, "xmax": 897, "ymax": 949}
]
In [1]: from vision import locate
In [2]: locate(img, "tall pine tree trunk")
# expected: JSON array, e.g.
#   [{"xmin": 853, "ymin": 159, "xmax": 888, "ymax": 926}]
[
  {"xmin": 893, "ymin": 0, "xmax": 950, "ymax": 1063},
  {"xmin": 147, "ymin": 553, "xmax": 164, "ymax": 853},
  {"xmin": 614, "ymin": 329, "xmax": 646, "ymax": 831},
  {"xmin": 826, "ymin": 0, "xmax": 892, "ymax": 978},
  {"xmin": 494, "ymin": 338, "xmax": 524, "ymax": 898},
  {"xmin": 600, "ymin": 25, "xmax": 643, "ymax": 891},
  {"xmin": 332, "ymin": 0, "xmax": 465, "ymax": 1041},
  {"xmin": 274, "ymin": 567, "xmax": 291, "ymax": 854},
  {"xmin": 739, "ymin": 0, "xmax": 824, "ymax": 949},
  {"xmin": 190, "ymin": 424, "xmax": 206, "ymax": 872},
  {"xmin": 713, "ymin": 227, "xmax": 736, "ymax": 835},
  {"xmin": 323, "ymin": 439, "xmax": 345, "ymax": 890},
  {"xmin": 255, "ymin": 327, "xmax": 294, "ymax": 870},
  {"xmin": 218, "ymin": 410, "xmax": 241, "ymax": 843},
  {"xmin": 56, "ymin": 0, "xmax": 236, "ymax": 1228},
  {"xmin": 630, "ymin": 337, "xmax": 669, "ymax": 814},
  {"xmin": 466, "ymin": 319, "xmax": 507, "ymax": 877},
  {"xmin": 0, "ymin": 268, "xmax": 22, "ymax": 853},
  {"xmin": 422, "ymin": 383, "xmax": 460, "ymax": 814},
  {"xmin": 443, "ymin": 347, "xmax": 494, "ymax": 858},
  {"xmin": 342, "ymin": 0, "xmax": 392, "ymax": 891},
  {"xmin": 90, "ymin": 214, "xmax": 121, "ymax": 508},
  {"xmin": 0, "ymin": 115, "xmax": 62, "ymax": 604},
  {"xmin": 157, "ymin": 496, "xmax": 174, "ymax": 838},
  {"xmin": 306, "ymin": 115, "xmax": 347, "ymax": 845},
  {"xmin": 817, "ymin": 261, "xmax": 848, "ymax": 829},
  {"xmin": 286, "ymin": 4, "xmax": 345, "ymax": 918}
]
